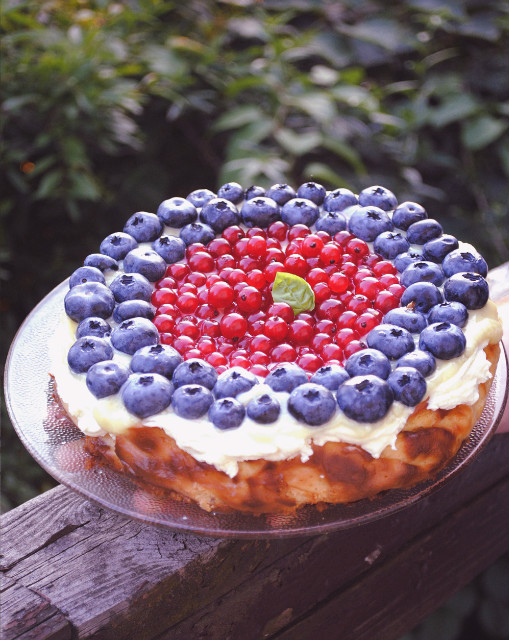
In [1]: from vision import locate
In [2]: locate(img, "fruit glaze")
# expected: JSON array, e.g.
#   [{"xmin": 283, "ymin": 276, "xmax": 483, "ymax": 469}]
[{"xmin": 53, "ymin": 182, "xmax": 503, "ymax": 477}]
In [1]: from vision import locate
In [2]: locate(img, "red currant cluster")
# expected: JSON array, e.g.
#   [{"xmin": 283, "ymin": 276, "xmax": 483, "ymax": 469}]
[{"xmin": 150, "ymin": 223, "xmax": 405, "ymax": 376}]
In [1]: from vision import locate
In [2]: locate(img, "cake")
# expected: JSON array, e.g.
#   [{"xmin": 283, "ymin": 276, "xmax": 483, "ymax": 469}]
[{"xmin": 52, "ymin": 182, "xmax": 503, "ymax": 514}]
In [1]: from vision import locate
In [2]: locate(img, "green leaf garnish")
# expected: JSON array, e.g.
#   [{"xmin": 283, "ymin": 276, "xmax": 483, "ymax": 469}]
[{"xmin": 272, "ymin": 272, "xmax": 315, "ymax": 315}]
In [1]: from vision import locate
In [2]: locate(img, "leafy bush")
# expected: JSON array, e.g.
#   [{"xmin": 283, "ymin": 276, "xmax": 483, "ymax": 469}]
[{"xmin": 1, "ymin": 0, "xmax": 508, "ymax": 509}]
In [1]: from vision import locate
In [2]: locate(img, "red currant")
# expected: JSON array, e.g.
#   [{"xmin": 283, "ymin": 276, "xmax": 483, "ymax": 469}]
[
  {"xmin": 220, "ymin": 313, "xmax": 248, "ymax": 340},
  {"xmin": 209, "ymin": 281, "xmax": 234, "ymax": 308},
  {"xmin": 236, "ymin": 286, "xmax": 262, "ymax": 314},
  {"xmin": 267, "ymin": 221, "xmax": 288, "ymax": 241}
]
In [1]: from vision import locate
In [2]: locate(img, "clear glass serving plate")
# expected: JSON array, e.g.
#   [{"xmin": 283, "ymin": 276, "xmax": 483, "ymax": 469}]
[{"xmin": 5, "ymin": 281, "xmax": 508, "ymax": 538}]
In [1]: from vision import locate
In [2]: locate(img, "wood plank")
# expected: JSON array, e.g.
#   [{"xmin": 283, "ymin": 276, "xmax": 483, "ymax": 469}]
[
  {"xmin": 1, "ymin": 434, "xmax": 507, "ymax": 640},
  {"xmin": 0, "ymin": 575, "xmax": 71, "ymax": 640},
  {"xmin": 273, "ymin": 478, "xmax": 509, "ymax": 640}
]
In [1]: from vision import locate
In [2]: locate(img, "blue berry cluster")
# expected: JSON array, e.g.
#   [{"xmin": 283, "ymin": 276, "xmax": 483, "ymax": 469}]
[{"xmin": 63, "ymin": 181, "xmax": 491, "ymax": 427}]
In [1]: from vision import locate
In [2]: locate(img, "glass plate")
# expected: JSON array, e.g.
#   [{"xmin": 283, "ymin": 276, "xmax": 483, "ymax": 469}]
[{"xmin": 5, "ymin": 281, "xmax": 508, "ymax": 538}]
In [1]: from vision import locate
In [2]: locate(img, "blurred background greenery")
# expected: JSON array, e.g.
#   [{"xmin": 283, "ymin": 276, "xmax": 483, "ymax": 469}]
[{"xmin": 1, "ymin": 1, "xmax": 508, "ymax": 637}]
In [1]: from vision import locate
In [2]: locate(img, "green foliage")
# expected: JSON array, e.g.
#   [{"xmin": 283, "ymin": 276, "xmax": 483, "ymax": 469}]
[{"xmin": 1, "ymin": 0, "xmax": 508, "ymax": 511}]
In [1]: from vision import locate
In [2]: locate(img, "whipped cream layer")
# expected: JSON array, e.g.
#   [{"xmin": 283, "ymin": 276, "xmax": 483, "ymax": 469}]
[{"xmin": 51, "ymin": 298, "xmax": 502, "ymax": 477}]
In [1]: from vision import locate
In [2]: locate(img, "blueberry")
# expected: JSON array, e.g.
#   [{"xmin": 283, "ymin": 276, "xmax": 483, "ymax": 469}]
[
  {"xmin": 396, "ymin": 350, "xmax": 436, "ymax": 377},
  {"xmin": 217, "ymin": 181, "xmax": 244, "ymax": 204},
  {"xmin": 373, "ymin": 231, "xmax": 410, "ymax": 260},
  {"xmin": 288, "ymin": 383, "xmax": 336, "ymax": 426},
  {"xmin": 157, "ymin": 197, "xmax": 198, "ymax": 227},
  {"xmin": 99, "ymin": 232, "xmax": 138, "ymax": 260},
  {"xmin": 245, "ymin": 185, "xmax": 266, "ymax": 200},
  {"xmin": 86, "ymin": 360, "xmax": 130, "ymax": 399},
  {"xmin": 64, "ymin": 282, "xmax": 115, "ymax": 322},
  {"xmin": 172, "ymin": 359, "xmax": 218, "ymax": 390},
  {"xmin": 422, "ymin": 235, "xmax": 459, "ymax": 263},
  {"xmin": 394, "ymin": 250, "xmax": 423, "ymax": 273},
  {"xmin": 310, "ymin": 364, "xmax": 350, "ymax": 391},
  {"xmin": 152, "ymin": 235, "xmax": 186, "ymax": 264},
  {"xmin": 444, "ymin": 272, "xmax": 489, "ymax": 310},
  {"xmin": 209, "ymin": 397, "xmax": 245, "ymax": 430},
  {"xmin": 265, "ymin": 363, "xmax": 308, "ymax": 393},
  {"xmin": 67, "ymin": 337, "xmax": 113, "ymax": 374},
  {"xmin": 345, "ymin": 348, "xmax": 391, "ymax": 379},
  {"xmin": 358, "ymin": 185, "xmax": 398, "ymax": 211},
  {"xmin": 367, "ymin": 324, "xmax": 415, "ymax": 360},
  {"xmin": 200, "ymin": 198, "xmax": 240, "ymax": 232},
  {"xmin": 315, "ymin": 211, "xmax": 347, "ymax": 235},
  {"xmin": 110, "ymin": 317, "xmax": 159, "ymax": 355},
  {"xmin": 281, "ymin": 198, "xmax": 320, "ymax": 227},
  {"xmin": 123, "ymin": 211, "xmax": 163, "ymax": 242},
  {"xmin": 123, "ymin": 248, "xmax": 167, "ymax": 282},
  {"xmin": 131, "ymin": 344, "xmax": 183, "ymax": 379},
  {"xmin": 83, "ymin": 253, "xmax": 119, "ymax": 273},
  {"xmin": 179, "ymin": 222, "xmax": 215, "ymax": 246},
  {"xmin": 387, "ymin": 367, "xmax": 427, "ymax": 407},
  {"xmin": 213, "ymin": 367, "xmax": 259, "ymax": 398},
  {"xmin": 186, "ymin": 188, "xmax": 216, "ymax": 208},
  {"xmin": 113, "ymin": 300, "xmax": 155, "ymax": 323},
  {"xmin": 384, "ymin": 307, "xmax": 427, "ymax": 333},
  {"xmin": 76, "ymin": 317, "xmax": 112, "ymax": 339},
  {"xmin": 347, "ymin": 206, "xmax": 393, "ymax": 242},
  {"xmin": 337, "ymin": 376, "xmax": 394, "ymax": 423},
  {"xmin": 109, "ymin": 273, "xmax": 153, "ymax": 303},
  {"xmin": 400, "ymin": 282, "xmax": 443, "ymax": 313},
  {"xmin": 323, "ymin": 188, "xmax": 358, "ymax": 212},
  {"xmin": 69, "ymin": 266, "xmax": 105, "ymax": 289},
  {"xmin": 400, "ymin": 261, "xmax": 445, "ymax": 288},
  {"xmin": 428, "ymin": 301, "xmax": 468, "ymax": 328},
  {"xmin": 392, "ymin": 201, "xmax": 427, "ymax": 230},
  {"xmin": 297, "ymin": 181, "xmax": 326, "ymax": 205},
  {"xmin": 442, "ymin": 249, "xmax": 488, "ymax": 278},
  {"xmin": 172, "ymin": 384, "xmax": 214, "ymax": 419},
  {"xmin": 406, "ymin": 219, "xmax": 443, "ymax": 245},
  {"xmin": 121, "ymin": 373, "xmax": 174, "ymax": 419},
  {"xmin": 419, "ymin": 322, "xmax": 466, "ymax": 360},
  {"xmin": 241, "ymin": 197, "xmax": 280, "ymax": 228},
  {"xmin": 246, "ymin": 393, "xmax": 281, "ymax": 424},
  {"xmin": 265, "ymin": 183, "xmax": 296, "ymax": 205}
]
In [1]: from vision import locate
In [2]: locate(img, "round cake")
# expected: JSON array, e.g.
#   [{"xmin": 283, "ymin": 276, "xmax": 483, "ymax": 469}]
[{"xmin": 52, "ymin": 182, "xmax": 503, "ymax": 514}]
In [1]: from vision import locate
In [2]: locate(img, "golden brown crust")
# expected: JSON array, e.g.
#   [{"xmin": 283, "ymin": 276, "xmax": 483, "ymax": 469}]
[{"xmin": 81, "ymin": 343, "xmax": 501, "ymax": 514}]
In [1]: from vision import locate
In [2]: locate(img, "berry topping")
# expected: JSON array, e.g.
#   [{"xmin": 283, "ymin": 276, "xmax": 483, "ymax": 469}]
[
  {"xmin": 113, "ymin": 300, "xmax": 155, "ymax": 323},
  {"xmin": 131, "ymin": 344, "xmax": 183, "ymax": 379},
  {"xmin": 76, "ymin": 317, "xmax": 112, "ymax": 339},
  {"xmin": 281, "ymin": 198, "xmax": 320, "ymax": 227},
  {"xmin": 288, "ymin": 383, "xmax": 336, "ymax": 426},
  {"xmin": 297, "ymin": 181, "xmax": 326, "ymax": 205},
  {"xmin": 400, "ymin": 261, "xmax": 445, "ymax": 288},
  {"xmin": 109, "ymin": 273, "xmax": 153, "ymax": 303},
  {"xmin": 310, "ymin": 364, "xmax": 350, "ymax": 390},
  {"xmin": 265, "ymin": 183, "xmax": 296, "ymax": 205},
  {"xmin": 157, "ymin": 197, "xmax": 198, "ymax": 227},
  {"xmin": 172, "ymin": 359, "xmax": 218, "ymax": 389},
  {"xmin": 86, "ymin": 360, "xmax": 130, "ymax": 399},
  {"xmin": 348, "ymin": 206, "xmax": 393, "ymax": 242},
  {"xmin": 83, "ymin": 253, "xmax": 119, "ymax": 272},
  {"xmin": 323, "ymin": 188, "xmax": 358, "ymax": 212},
  {"xmin": 123, "ymin": 248, "xmax": 167, "ymax": 282},
  {"xmin": 247, "ymin": 393, "xmax": 281, "ymax": 424},
  {"xmin": 122, "ymin": 373, "xmax": 174, "ymax": 418},
  {"xmin": 152, "ymin": 235, "xmax": 186, "ymax": 264},
  {"xmin": 384, "ymin": 307, "xmax": 427, "ymax": 333},
  {"xmin": 422, "ymin": 234, "xmax": 459, "ymax": 263},
  {"xmin": 265, "ymin": 363, "xmax": 308, "ymax": 392},
  {"xmin": 64, "ymin": 282, "xmax": 115, "ymax": 322},
  {"xmin": 217, "ymin": 181, "xmax": 244, "ymax": 204},
  {"xmin": 245, "ymin": 185, "xmax": 266, "ymax": 200},
  {"xmin": 209, "ymin": 397, "xmax": 245, "ymax": 430},
  {"xmin": 373, "ymin": 231, "xmax": 410, "ymax": 260},
  {"xmin": 345, "ymin": 348, "xmax": 392, "ymax": 379},
  {"xmin": 214, "ymin": 367, "xmax": 259, "ymax": 398},
  {"xmin": 387, "ymin": 367, "xmax": 427, "ymax": 407},
  {"xmin": 400, "ymin": 282, "xmax": 443, "ymax": 313},
  {"xmin": 315, "ymin": 211, "xmax": 347, "ymax": 235},
  {"xmin": 367, "ymin": 324, "xmax": 415, "ymax": 360},
  {"xmin": 123, "ymin": 211, "xmax": 163, "ymax": 242},
  {"xmin": 406, "ymin": 219, "xmax": 443, "ymax": 245},
  {"xmin": 442, "ymin": 249, "xmax": 488, "ymax": 278},
  {"xmin": 428, "ymin": 301, "xmax": 468, "ymax": 328},
  {"xmin": 110, "ymin": 317, "xmax": 159, "ymax": 355},
  {"xmin": 392, "ymin": 201, "xmax": 427, "ymax": 230},
  {"xmin": 186, "ymin": 188, "xmax": 216, "ymax": 208},
  {"xmin": 394, "ymin": 250, "xmax": 423, "ymax": 273},
  {"xmin": 337, "ymin": 375, "xmax": 393, "ymax": 423},
  {"xmin": 67, "ymin": 336, "xmax": 114, "ymax": 374},
  {"xmin": 358, "ymin": 185, "xmax": 397, "ymax": 211},
  {"xmin": 200, "ymin": 198, "xmax": 240, "ymax": 232},
  {"xmin": 419, "ymin": 322, "xmax": 466, "ymax": 360},
  {"xmin": 180, "ymin": 222, "xmax": 215, "ymax": 247},
  {"xmin": 69, "ymin": 266, "xmax": 105, "ymax": 289},
  {"xmin": 444, "ymin": 272, "xmax": 489, "ymax": 310},
  {"xmin": 396, "ymin": 350, "xmax": 436, "ymax": 377},
  {"xmin": 100, "ymin": 232, "xmax": 137, "ymax": 260}
]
